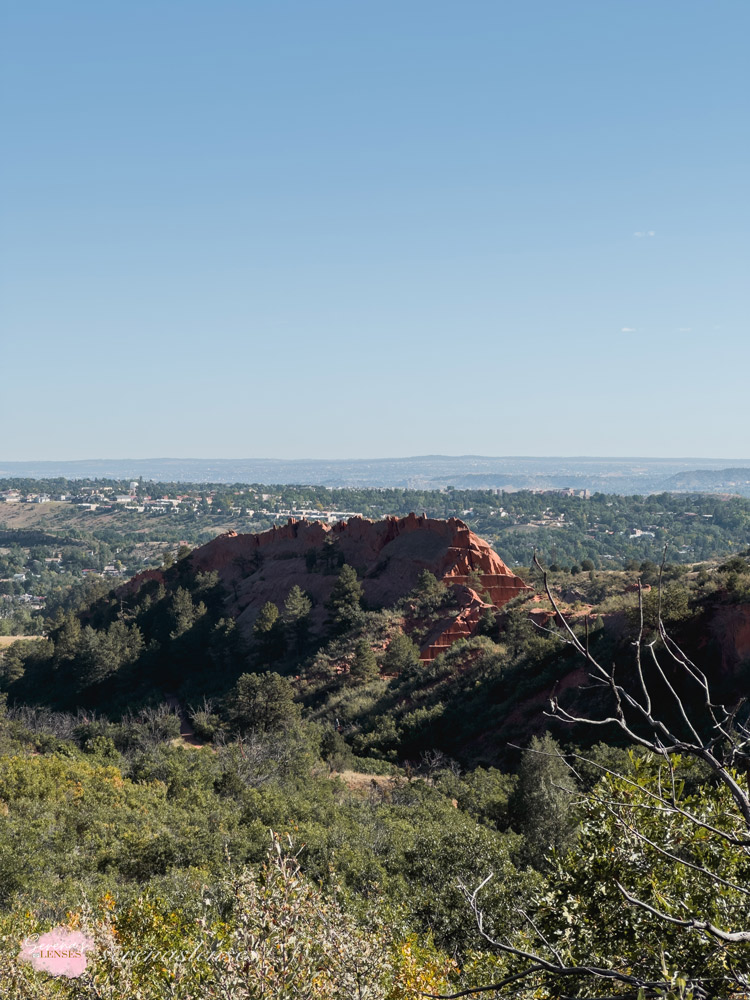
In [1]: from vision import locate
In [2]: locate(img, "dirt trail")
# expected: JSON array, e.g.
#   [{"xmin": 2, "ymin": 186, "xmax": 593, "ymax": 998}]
[{"xmin": 164, "ymin": 693, "xmax": 205, "ymax": 748}]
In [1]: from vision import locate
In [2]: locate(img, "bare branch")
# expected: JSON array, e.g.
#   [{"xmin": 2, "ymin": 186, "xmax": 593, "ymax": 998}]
[
  {"xmin": 616, "ymin": 882, "xmax": 750, "ymax": 944},
  {"xmin": 422, "ymin": 963, "xmax": 546, "ymax": 998},
  {"xmin": 588, "ymin": 787, "xmax": 750, "ymax": 898},
  {"xmin": 633, "ymin": 578, "xmax": 651, "ymax": 715},
  {"xmin": 457, "ymin": 553, "xmax": 750, "ymax": 998},
  {"xmin": 562, "ymin": 750, "xmax": 750, "ymax": 849}
]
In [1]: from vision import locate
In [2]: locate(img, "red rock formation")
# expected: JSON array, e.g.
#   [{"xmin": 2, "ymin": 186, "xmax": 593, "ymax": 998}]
[
  {"xmin": 123, "ymin": 514, "xmax": 531, "ymax": 659},
  {"xmin": 117, "ymin": 568, "xmax": 164, "ymax": 597},
  {"xmin": 417, "ymin": 586, "xmax": 493, "ymax": 661}
]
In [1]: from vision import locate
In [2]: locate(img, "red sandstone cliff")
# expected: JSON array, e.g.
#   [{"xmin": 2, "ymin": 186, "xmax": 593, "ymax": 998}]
[{"xmin": 123, "ymin": 514, "xmax": 531, "ymax": 658}]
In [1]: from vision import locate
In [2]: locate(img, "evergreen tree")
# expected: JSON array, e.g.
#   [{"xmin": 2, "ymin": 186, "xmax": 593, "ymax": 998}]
[
  {"xmin": 208, "ymin": 616, "xmax": 246, "ymax": 674},
  {"xmin": 253, "ymin": 602, "xmax": 286, "ymax": 663},
  {"xmin": 510, "ymin": 734, "xmax": 577, "ymax": 869},
  {"xmin": 231, "ymin": 671, "xmax": 300, "ymax": 732},
  {"xmin": 169, "ymin": 587, "xmax": 198, "ymax": 639},
  {"xmin": 282, "ymin": 585, "xmax": 312, "ymax": 654},
  {"xmin": 350, "ymin": 638, "xmax": 379, "ymax": 685},
  {"xmin": 325, "ymin": 564, "xmax": 364, "ymax": 634},
  {"xmin": 77, "ymin": 621, "xmax": 144, "ymax": 689},
  {"xmin": 254, "ymin": 601, "xmax": 280, "ymax": 635},
  {"xmin": 0, "ymin": 639, "xmax": 45, "ymax": 686},
  {"xmin": 465, "ymin": 568, "xmax": 490, "ymax": 601},
  {"xmin": 412, "ymin": 570, "xmax": 448, "ymax": 613},
  {"xmin": 50, "ymin": 610, "xmax": 82, "ymax": 663},
  {"xmin": 414, "ymin": 570, "xmax": 445, "ymax": 598},
  {"xmin": 382, "ymin": 632, "xmax": 420, "ymax": 674}
]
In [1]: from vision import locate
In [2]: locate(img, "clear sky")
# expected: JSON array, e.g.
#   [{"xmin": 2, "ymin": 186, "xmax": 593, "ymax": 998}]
[{"xmin": 2, "ymin": 1, "xmax": 748, "ymax": 460}]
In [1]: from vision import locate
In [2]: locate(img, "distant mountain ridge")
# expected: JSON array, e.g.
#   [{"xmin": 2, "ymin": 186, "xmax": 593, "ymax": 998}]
[
  {"xmin": 2, "ymin": 456, "xmax": 750, "ymax": 494},
  {"xmin": 664, "ymin": 468, "xmax": 750, "ymax": 492}
]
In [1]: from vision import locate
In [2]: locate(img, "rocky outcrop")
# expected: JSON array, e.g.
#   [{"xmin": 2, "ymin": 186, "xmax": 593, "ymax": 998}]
[
  {"xmin": 416, "ymin": 585, "xmax": 493, "ymax": 662},
  {"xmin": 125, "ymin": 514, "xmax": 531, "ymax": 658}
]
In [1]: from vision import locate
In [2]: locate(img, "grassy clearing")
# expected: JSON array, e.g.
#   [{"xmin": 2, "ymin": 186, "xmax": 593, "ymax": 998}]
[
  {"xmin": 0, "ymin": 635, "xmax": 44, "ymax": 648},
  {"xmin": 331, "ymin": 769, "xmax": 402, "ymax": 795}
]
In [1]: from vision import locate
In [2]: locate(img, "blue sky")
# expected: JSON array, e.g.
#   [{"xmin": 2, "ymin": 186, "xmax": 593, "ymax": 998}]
[{"xmin": 2, "ymin": 1, "xmax": 748, "ymax": 460}]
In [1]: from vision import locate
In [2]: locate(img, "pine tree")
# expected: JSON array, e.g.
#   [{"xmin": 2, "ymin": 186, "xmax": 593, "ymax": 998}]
[
  {"xmin": 382, "ymin": 632, "xmax": 420, "ymax": 674},
  {"xmin": 232, "ymin": 671, "xmax": 300, "ymax": 732},
  {"xmin": 253, "ymin": 602, "xmax": 285, "ymax": 663},
  {"xmin": 350, "ymin": 638, "xmax": 379, "ymax": 685},
  {"xmin": 325, "ymin": 565, "xmax": 364, "ymax": 634},
  {"xmin": 51, "ymin": 610, "xmax": 82, "ymax": 663},
  {"xmin": 254, "ymin": 602, "xmax": 280, "ymax": 636},
  {"xmin": 415, "ymin": 570, "xmax": 445, "ymax": 598},
  {"xmin": 282, "ymin": 585, "xmax": 312, "ymax": 654},
  {"xmin": 510, "ymin": 734, "xmax": 577, "ymax": 868},
  {"xmin": 169, "ymin": 587, "xmax": 196, "ymax": 639}
]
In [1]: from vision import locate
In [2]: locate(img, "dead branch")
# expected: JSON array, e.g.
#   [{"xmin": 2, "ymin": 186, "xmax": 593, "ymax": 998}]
[{"xmin": 446, "ymin": 552, "xmax": 750, "ymax": 998}]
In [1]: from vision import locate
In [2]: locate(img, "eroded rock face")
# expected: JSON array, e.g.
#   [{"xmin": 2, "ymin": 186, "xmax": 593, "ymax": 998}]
[
  {"xmin": 416, "ymin": 585, "xmax": 494, "ymax": 662},
  {"xmin": 125, "ymin": 514, "xmax": 531, "ymax": 657}
]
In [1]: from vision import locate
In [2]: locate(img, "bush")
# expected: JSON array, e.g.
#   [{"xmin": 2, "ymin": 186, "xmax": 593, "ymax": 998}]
[
  {"xmin": 230, "ymin": 672, "xmax": 300, "ymax": 733},
  {"xmin": 200, "ymin": 836, "xmax": 390, "ymax": 1000},
  {"xmin": 382, "ymin": 633, "xmax": 420, "ymax": 674},
  {"xmin": 189, "ymin": 697, "xmax": 223, "ymax": 741},
  {"xmin": 116, "ymin": 704, "xmax": 181, "ymax": 751}
]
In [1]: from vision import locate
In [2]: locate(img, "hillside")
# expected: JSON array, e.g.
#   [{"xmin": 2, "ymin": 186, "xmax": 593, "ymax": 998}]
[
  {"xmin": 664, "ymin": 467, "xmax": 750, "ymax": 494},
  {"xmin": 3, "ymin": 520, "xmax": 750, "ymax": 998},
  {"xmin": 3, "ymin": 510, "xmax": 750, "ymax": 769},
  {"xmin": 121, "ymin": 513, "xmax": 530, "ymax": 653}
]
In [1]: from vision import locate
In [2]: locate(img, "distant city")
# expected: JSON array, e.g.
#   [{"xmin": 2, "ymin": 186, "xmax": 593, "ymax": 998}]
[{"xmin": 2, "ymin": 456, "xmax": 750, "ymax": 496}]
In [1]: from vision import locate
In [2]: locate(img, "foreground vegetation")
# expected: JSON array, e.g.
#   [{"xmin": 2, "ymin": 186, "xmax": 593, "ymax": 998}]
[{"xmin": 1, "ymin": 485, "xmax": 750, "ymax": 994}]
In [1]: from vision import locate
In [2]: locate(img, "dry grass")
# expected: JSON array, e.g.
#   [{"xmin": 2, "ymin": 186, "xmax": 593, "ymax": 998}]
[
  {"xmin": 0, "ymin": 635, "xmax": 44, "ymax": 648},
  {"xmin": 170, "ymin": 736, "xmax": 210, "ymax": 750},
  {"xmin": 330, "ymin": 770, "xmax": 401, "ymax": 795},
  {"xmin": 0, "ymin": 502, "xmax": 73, "ymax": 528}
]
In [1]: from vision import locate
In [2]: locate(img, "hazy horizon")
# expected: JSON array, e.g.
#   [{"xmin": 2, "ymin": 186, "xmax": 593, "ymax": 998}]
[
  {"xmin": 3, "ymin": 453, "xmax": 750, "ymax": 464},
  {"xmin": 4, "ymin": 455, "xmax": 750, "ymax": 496}
]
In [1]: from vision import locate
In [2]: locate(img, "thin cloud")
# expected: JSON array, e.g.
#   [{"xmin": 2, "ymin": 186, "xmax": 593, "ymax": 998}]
[
  {"xmin": 621, "ymin": 327, "xmax": 637, "ymax": 332},
  {"xmin": 677, "ymin": 327, "xmax": 692, "ymax": 332},
  {"xmin": 633, "ymin": 231, "xmax": 656, "ymax": 238}
]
